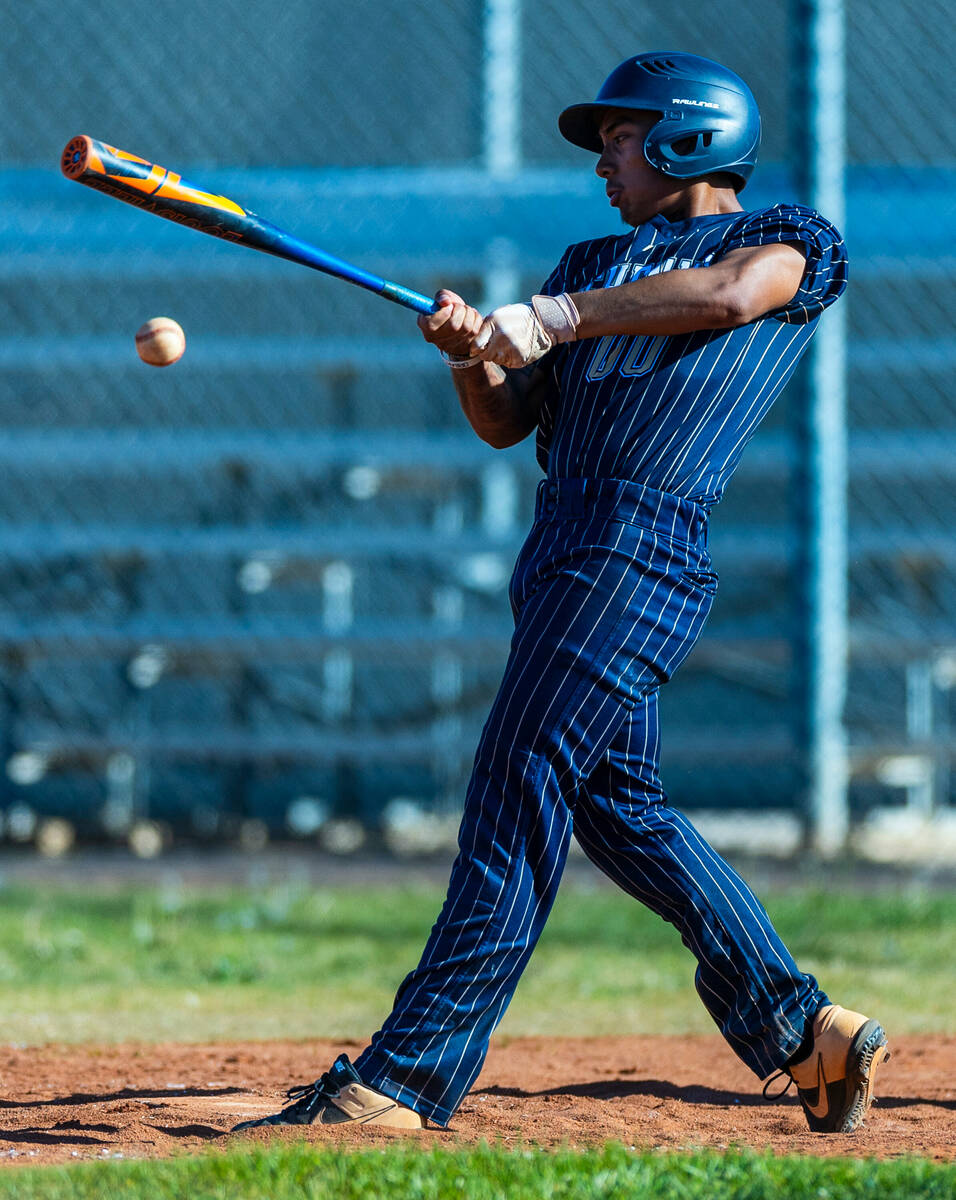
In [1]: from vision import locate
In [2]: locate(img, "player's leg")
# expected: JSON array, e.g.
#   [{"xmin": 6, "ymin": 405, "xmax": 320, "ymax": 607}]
[
  {"xmin": 573, "ymin": 694, "xmax": 887, "ymax": 1131},
  {"xmin": 352, "ymin": 540, "xmax": 658, "ymax": 1125},
  {"xmin": 232, "ymin": 545, "xmax": 621, "ymax": 1132},
  {"xmin": 350, "ymin": 511, "xmax": 718, "ymax": 1127},
  {"xmin": 233, "ymin": 489, "xmax": 715, "ymax": 1132},
  {"xmin": 573, "ymin": 690, "xmax": 825, "ymax": 1073}
]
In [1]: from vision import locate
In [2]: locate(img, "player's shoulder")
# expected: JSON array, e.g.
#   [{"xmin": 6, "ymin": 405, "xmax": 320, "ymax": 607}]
[
  {"xmin": 722, "ymin": 202, "xmax": 845, "ymax": 246},
  {"xmin": 721, "ymin": 203, "xmax": 849, "ymax": 319}
]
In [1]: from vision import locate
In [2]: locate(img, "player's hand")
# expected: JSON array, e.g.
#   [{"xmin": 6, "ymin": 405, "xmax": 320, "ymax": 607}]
[
  {"xmin": 474, "ymin": 295, "xmax": 580, "ymax": 369},
  {"xmin": 418, "ymin": 290, "xmax": 483, "ymax": 358}
]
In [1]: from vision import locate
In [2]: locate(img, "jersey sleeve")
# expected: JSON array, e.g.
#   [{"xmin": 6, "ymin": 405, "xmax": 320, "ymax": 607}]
[{"xmin": 719, "ymin": 204, "xmax": 848, "ymax": 323}]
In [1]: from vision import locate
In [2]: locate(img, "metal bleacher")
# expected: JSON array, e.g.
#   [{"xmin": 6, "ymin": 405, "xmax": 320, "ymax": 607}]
[{"xmin": 0, "ymin": 156, "xmax": 954, "ymax": 848}]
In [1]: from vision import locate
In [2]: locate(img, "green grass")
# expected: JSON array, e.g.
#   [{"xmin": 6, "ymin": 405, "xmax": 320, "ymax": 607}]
[
  {"xmin": 0, "ymin": 882, "xmax": 950, "ymax": 1194},
  {"xmin": 0, "ymin": 1143, "xmax": 951, "ymax": 1200},
  {"xmin": 0, "ymin": 879, "xmax": 951, "ymax": 1044}
]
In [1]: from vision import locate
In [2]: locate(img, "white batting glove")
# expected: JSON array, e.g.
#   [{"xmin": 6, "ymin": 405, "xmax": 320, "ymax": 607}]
[{"xmin": 473, "ymin": 294, "xmax": 580, "ymax": 368}]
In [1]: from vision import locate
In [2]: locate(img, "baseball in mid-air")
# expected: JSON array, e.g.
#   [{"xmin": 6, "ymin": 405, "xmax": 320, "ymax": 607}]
[{"xmin": 135, "ymin": 317, "xmax": 186, "ymax": 367}]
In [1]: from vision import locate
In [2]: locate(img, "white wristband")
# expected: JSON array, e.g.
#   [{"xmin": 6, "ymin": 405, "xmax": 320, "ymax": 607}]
[
  {"xmin": 530, "ymin": 293, "xmax": 580, "ymax": 344},
  {"xmin": 440, "ymin": 349, "xmax": 483, "ymax": 369}
]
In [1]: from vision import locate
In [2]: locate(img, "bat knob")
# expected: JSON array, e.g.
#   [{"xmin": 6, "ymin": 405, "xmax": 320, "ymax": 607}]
[{"xmin": 61, "ymin": 135, "xmax": 93, "ymax": 179}]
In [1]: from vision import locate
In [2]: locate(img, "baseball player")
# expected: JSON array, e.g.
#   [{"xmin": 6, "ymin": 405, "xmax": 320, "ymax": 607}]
[{"xmin": 235, "ymin": 53, "xmax": 887, "ymax": 1136}]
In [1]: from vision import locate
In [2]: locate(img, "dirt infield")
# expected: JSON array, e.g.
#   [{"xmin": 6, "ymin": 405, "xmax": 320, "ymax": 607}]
[{"xmin": 0, "ymin": 1035, "xmax": 951, "ymax": 1167}]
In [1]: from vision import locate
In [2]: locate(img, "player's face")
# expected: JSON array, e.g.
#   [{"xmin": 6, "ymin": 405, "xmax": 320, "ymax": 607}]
[{"xmin": 595, "ymin": 109, "xmax": 686, "ymax": 226}]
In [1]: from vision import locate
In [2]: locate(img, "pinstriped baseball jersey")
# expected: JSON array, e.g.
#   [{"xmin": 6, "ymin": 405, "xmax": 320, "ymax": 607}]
[{"xmin": 535, "ymin": 204, "xmax": 847, "ymax": 507}]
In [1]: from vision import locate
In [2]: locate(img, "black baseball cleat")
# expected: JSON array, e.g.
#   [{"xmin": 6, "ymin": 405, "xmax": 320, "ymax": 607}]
[
  {"xmin": 231, "ymin": 1053, "xmax": 423, "ymax": 1131},
  {"xmin": 765, "ymin": 1004, "xmax": 890, "ymax": 1133}
]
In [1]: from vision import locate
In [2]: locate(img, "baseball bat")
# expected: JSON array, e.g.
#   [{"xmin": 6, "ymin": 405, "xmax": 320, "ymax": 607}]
[{"xmin": 60, "ymin": 135, "xmax": 438, "ymax": 315}]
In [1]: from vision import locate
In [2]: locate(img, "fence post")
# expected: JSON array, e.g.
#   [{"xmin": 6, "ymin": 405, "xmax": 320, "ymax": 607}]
[
  {"xmin": 483, "ymin": 0, "xmax": 521, "ymax": 178},
  {"xmin": 792, "ymin": 0, "xmax": 850, "ymax": 856}
]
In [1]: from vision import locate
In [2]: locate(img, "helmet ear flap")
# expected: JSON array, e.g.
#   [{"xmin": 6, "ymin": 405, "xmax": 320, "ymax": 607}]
[
  {"xmin": 669, "ymin": 131, "xmax": 713, "ymax": 157},
  {"xmin": 646, "ymin": 113, "xmax": 753, "ymax": 185}
]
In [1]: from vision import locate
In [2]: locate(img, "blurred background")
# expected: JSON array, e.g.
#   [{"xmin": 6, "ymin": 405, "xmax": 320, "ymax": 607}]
[{"xmin": 0, "ymin": 0, "xmax": 953, "ymax": 866}]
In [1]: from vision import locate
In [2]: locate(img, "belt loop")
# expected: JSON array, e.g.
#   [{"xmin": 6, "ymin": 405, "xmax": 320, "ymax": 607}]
[{"xmin": 692, "ymin": 505, "xmax": 707, "ymax": 547}]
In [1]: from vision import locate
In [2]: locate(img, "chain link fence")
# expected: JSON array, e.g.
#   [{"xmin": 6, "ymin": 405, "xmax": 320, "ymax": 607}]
[
  {"xmin": 839, "ymin": 0, "xmax": 956, "ymax": 845},
  {"xmin": 0, "ymin": 0, "xmax": 953, "ymax": 857}
]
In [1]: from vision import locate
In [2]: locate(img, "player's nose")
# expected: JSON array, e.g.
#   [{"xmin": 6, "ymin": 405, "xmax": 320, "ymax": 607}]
[{"xmin": 595, "ymin": 149, "xmax": 614, "ymax": 178}]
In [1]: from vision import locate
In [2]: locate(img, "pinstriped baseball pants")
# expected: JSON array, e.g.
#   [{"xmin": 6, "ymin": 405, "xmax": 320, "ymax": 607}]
[{"xmin": 356, "ymin": 477, "xmax": 827, "ymax": 1127}]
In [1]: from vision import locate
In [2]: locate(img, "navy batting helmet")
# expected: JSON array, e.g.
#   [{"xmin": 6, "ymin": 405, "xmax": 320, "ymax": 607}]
[{"xmin": 559, "ymin": 52, "xmax": 761, "ymax": 191}]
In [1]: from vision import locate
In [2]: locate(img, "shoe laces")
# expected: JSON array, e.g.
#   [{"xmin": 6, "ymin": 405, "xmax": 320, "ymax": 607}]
[
  {"xmin": 284, "ymin": 1066, "xmax": 339, "ymax": 1105},
  {"xmin": 761, "ymin": 1070, "xmax": 795, "ymax": 1101}
]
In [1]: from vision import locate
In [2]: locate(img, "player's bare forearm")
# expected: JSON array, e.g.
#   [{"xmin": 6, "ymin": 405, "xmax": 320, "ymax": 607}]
[
  {"xmin": 450, "ymin": 362, "xmax": 539, "ymax": 449},
  {"xmin": 419, "ymin": 289, "xmax": 539, "ymax": 448},
  {"xmin": 571, "ymin": 243, "xmax": 808, "ymax": 336}
]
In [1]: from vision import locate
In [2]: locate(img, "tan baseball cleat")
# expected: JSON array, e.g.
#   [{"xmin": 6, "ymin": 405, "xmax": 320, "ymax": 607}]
[
  {"xmin": 772, "ymin": 1004, "xmax": 890, "ymax": 1133},
  {"xmin": 231, "ymin": 1054, "xmax": 423, "ymax": 1131}
]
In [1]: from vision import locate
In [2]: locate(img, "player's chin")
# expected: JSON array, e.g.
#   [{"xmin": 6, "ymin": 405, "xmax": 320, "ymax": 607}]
[
  {"xmin": 611, "ymin": 196, "xmax": 639, "ymax": 227},
  {"xmin": 618, "ymin": 199, "xmax": 656, "ymax": 228}
]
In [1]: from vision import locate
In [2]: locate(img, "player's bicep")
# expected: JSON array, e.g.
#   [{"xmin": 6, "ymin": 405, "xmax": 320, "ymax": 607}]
[{"xmin": 710, "ymin": 243, "xmax": 809, "ymax": 322}]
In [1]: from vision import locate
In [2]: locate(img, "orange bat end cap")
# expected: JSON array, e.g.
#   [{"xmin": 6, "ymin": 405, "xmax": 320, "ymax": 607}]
[{"xmin": 61, "ymin": 135, "xmax": 94, "ymax": 178}]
